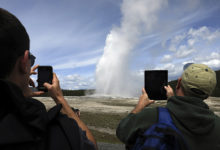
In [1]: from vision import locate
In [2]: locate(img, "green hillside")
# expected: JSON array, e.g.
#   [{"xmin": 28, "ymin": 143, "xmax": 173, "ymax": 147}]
[{"xmin": 169, "ymin": 70, "xmax": 220, "ymax": 97}]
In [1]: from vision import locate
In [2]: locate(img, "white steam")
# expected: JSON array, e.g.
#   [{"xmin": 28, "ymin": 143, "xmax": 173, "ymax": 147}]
[{"xmin": 95, "ymin": 0, "xmax": 167, "ymax": 97}]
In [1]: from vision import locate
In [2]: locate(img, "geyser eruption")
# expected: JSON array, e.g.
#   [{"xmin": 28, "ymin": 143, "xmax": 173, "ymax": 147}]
[{"xmin": 95, "ymin": 0, "xmax": 167, "ymax": 97}]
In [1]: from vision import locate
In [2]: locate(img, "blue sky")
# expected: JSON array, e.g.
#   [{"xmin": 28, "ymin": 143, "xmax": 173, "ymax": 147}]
[{"xmin": 1, "ymin": 0, "xmax": 220, "ymax": 95}]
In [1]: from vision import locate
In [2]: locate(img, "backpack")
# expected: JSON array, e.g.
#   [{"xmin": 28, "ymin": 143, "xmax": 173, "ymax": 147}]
[{"xmin": 131, "ymin": 107, "xmax": 189, "ymax": 150}]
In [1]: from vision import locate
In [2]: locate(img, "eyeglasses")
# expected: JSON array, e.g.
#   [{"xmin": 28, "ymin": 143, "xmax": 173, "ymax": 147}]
[{"xmin": 29, "ymin": 52, "xmax": 36, "ymax": 67}]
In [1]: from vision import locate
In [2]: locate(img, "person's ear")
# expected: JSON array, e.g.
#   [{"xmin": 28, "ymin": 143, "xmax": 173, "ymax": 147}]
[
  {"xmin": 176, "ymin": 77, "xmax": 182, "ymax": 90},
  {"xmin": 18, "ymin": 50, "xmax": 30, "ymax": 74}
]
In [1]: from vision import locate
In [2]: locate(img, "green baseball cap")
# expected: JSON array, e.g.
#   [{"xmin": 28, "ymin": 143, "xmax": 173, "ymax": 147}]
[{"xmin": 181, "ymin": 64, "xmax": 217, "ymax": 99}]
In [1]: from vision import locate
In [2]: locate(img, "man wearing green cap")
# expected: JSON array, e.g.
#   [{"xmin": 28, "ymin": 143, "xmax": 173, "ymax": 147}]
[{"xmin": 116, "ymin": 63, "xmax": 220, "ymax": 150}]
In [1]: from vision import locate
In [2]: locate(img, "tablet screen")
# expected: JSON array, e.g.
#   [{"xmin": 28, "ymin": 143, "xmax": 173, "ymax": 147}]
[{"xmin": 144, "ymin": 70, "xmax": 168, "ymax": 100}]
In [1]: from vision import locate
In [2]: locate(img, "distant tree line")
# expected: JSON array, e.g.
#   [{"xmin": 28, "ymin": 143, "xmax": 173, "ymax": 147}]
[
  {"xmin": 62, "ymin": 89, "xmax": 95, "ymax": 96},
  {"xmin": 36, "ymin": 89, "xmax": 95, "ymax": 97},
  {"xmin": 36, "ymin": 70, "xmax": 219, "ymax": 97}
]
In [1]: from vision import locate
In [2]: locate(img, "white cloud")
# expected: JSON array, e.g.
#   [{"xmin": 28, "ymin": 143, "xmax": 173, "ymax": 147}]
[
  {"xmin": 175, "ymin": 47, "xmax": 196, "ymax": 58},
  {"xmin": 187, "ymin": 39, "xmax": 196, "ymax": 46},
  {"xmin": 59, "ymin": 74, "xmax": 95, "ymax": 90},
  {"xmin": 161, "ymin": 54, "xmax": 172, "ymax": 63},
  {"xmin": 154, "ymin": 63, "xmax": 183, "ymax": 78},
  {"xmin": 155, "ymin": 63, "xmax": 175, "ymax": 70},
  {"xmin": 207, "ymin": 31, "xmax": 220, "ymax": 41},
  {"xmin": 66, "ymin": 74, "xmax": 81, "ymax": 81},
  {"xmin": 159, "ymin": 33, "xmax": 219, "ymax": 83},
  {"xmin": 180, "ymin": 52, "xmax": 220, "ymax": 70},
  {"xmin": 169, "ymin": 34, "xmax": 186, "ymax": 51},
  {"xmin": 48, "ymin": 48, "xmax": 103, "ymax": 67},
  {"xmin": 30, "ymin": 73, "xmax": 95, "ymax": 90},
  {"xmin": 187, "ymin": 26, "xmax": 220, "ymax": 43},
  {"xmin": 210, "ymin": 52, "xmax": 220, "ymax": 58},
  {"xmin": 194, "ymin": 52, "xmax": 220, "ymax": 68},
  {"xmin": 194, "ymin": 52, "xmax": 220, "ymax": 61},
  {"xmin": 188, "ymin": 26, "xmax": 208, "ymax": 37},
  {"xmin": 202, "ymin": 59, "xmax": 220, "ymax": 68},
  {"xmin": 168, "ymin": 26, "xmax": 220, "ymax": 52},
  {"xmin": 54, "ymin": 57, "xmax": 99, "ymax": 70},
  {"xmin": 157, "ymin": 26, "xmax": 220, "ymax": 80},
  {"xmin": 165, "ymin": 26, "xmax": 220, "ymax": 62}
]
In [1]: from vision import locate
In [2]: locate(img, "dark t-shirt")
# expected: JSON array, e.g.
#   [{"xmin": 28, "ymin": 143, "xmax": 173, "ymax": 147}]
[{"xmin": 0, "ymin": 79, "xmax": 95, "ymax": 150}]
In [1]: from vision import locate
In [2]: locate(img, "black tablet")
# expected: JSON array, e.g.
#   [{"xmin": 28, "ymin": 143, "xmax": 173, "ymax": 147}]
[{"xmin": 144, "ymin": 70, "xmax": 168, "ymax": 100}]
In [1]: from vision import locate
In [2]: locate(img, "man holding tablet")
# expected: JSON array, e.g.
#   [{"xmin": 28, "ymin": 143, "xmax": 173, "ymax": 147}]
[{"xmin": 116, "ymin": 63, "xmax": 220, "ymax": 150}]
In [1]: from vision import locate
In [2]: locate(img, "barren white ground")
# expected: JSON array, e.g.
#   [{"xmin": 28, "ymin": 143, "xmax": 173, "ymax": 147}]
[{"xmin": 35, "ymin": 96, "xmax": 220, "ymax": 116}]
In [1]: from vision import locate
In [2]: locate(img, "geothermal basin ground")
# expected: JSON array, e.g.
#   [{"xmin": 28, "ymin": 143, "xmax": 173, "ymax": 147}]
[{"xmin": 35, "ymin": 96, "xmax": 220, "ymax": 149}]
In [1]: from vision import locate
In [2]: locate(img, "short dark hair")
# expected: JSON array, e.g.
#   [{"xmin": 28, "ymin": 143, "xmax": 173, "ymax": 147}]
[{"xmin": 0, "ymin": 8, "xmax": 30, "ymax": 78}]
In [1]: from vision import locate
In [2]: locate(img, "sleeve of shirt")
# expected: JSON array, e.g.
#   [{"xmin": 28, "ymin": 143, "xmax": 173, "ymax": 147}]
[
  {"xmin": 78, "ymin": 127, "xmax": 96, "ymax": 150},
  {"xmin": 56, "ymin": 113, "xmax": 96, "ymax": 150},
  {"xmin": 47, "ymin": 105, "xmax": 96, "ymax": 150},
  {"xmin": 116, "ymin": 107, "xmax": 158, "ymax": 145}
]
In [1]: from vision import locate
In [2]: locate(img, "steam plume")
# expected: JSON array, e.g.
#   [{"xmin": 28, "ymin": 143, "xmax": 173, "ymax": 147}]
[{"xmin": 95, "ymin": 0, "xmax": 167, "ymax": 97}]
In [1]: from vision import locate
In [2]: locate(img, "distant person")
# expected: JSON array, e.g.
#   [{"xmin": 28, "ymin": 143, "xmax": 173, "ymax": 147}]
[
  {"xmin": 0, "ymin": 8, "xmax": 97, "ymax": 150},
  {"xmin": 116, "ymin": 63, "xmax": 220, "ymax": 150}
]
